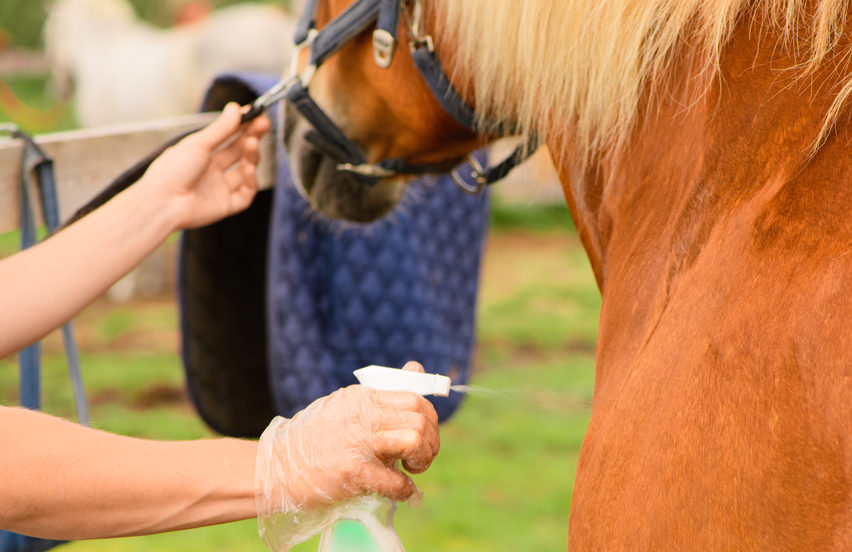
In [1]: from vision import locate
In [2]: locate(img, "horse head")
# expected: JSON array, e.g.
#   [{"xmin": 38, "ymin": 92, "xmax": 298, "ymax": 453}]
[{"xmin": 281, "ymin": 0, "xmax": 491, "ymax": 223}]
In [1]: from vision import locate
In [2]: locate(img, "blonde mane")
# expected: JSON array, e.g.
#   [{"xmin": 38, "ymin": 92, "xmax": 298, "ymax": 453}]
[{"xmin": 435, "ymin": 0, "xmax": 850, "ymax": 163}]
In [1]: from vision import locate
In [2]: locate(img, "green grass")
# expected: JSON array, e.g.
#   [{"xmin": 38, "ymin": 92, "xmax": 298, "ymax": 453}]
[
  {"xmin": 479, "ymin": 280, "xmax": 600, "ymax": 352},
  {"xmin": 0, "ymin": 228, "xmax": 50, "ymax": 258},
  {"xmin": 0, "ymin": 1, "xmax": 48, "ymax": 50},
  {"xmin": 1, "ymin": 75, "xmax": 55, "ymax": 109},
  {"xmin": 0, "ymin": 230, "xmax": 20, "ymax": 257},
  {"xmin": 390, "ymin": 358, "xmax": 591, "ymax": 552},
  {"xmin": 0, "ymin": 216, "xmax": 599, "ymax": 551},
  {"xmin": 490, "ymin": 200, "xmax": 576, "ymax": 233},
  {"xmin": 0, "ymin": 74, "xmax": 77, "ymax": 134},
  {"xmin": 477, "ymin": 210, "xmax": 600, "ymax": 356}
]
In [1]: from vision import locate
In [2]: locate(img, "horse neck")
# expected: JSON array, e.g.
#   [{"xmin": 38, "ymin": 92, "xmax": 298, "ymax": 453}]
[{"xmin": 550, "ymin": 20, "xmax": 852, "ymax": 363}]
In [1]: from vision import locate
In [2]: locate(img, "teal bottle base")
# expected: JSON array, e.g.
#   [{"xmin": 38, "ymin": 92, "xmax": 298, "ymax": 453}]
[{"xmin": 324, "ymin": 520, "xmax": 382, "ymax": 552}]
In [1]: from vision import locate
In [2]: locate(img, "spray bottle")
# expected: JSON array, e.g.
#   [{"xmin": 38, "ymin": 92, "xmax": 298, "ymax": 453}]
[{"xmin": 317, "ymin": 366, "xmax": 451, "ymax": 552}]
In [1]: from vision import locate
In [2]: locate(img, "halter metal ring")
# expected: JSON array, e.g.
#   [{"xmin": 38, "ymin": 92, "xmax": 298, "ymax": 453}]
[
  {"xmin": 450, "ymin": 155, "xmax": 488, "ymax": 195},
  {"xmin": 405, "ymin": 0, "xmax": 434, "ymax": 52},
  {"xmin": 337, "ymin": 162, "xmax": 397, "ymax": 178},
  {"xmin": 291, "ymin": 29, "xmax": 319, "ymax": 88},
  {"xmin": 243, "ymin": 28, "xmax": 318, "ymax": 120}
]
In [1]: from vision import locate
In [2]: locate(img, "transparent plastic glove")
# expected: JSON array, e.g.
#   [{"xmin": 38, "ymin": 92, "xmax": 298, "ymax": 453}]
[{"xmin": 255, "ymin": 365, "xmax": 439, "ymax": 551}]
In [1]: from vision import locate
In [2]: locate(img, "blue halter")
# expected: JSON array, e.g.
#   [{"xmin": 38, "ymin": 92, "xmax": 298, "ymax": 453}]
[{"xmin": 246, "ymin": 0, "xmax": 536, "ymax": 193}]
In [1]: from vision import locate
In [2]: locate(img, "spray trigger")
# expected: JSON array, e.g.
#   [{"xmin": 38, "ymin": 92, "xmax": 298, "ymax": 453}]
[{"xmin": 354, "ymin": 365, "xmax": 451, "ymax": 397}]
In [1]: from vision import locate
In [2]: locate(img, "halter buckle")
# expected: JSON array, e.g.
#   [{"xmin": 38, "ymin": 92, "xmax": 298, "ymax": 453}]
[
  {"xmin": 372, "ymin": 29, "xmax": 397, "ymax": 69},
  {"xmin": 405, "ymin": 0, "xmax": 435, "ymax": 52},
  {"xmin": 450, "ymin": 155, "xmax": 488, "ymax": 195}
]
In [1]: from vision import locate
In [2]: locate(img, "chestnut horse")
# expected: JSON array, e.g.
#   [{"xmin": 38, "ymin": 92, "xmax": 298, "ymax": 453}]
[{"xmin": 282, "ymin": 0, "xmax": 852, "ymax": 548}]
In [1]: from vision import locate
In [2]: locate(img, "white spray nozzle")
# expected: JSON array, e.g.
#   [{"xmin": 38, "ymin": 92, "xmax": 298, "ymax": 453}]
[{"xmin": 354, "ymin": 365, "xmax": 452, "ymax": 397}]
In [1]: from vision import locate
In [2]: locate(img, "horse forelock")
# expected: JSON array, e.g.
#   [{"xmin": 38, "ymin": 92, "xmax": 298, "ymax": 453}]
[{"xmin": 433, "ymin": 0, "xmax": 852, "ymax": 165}]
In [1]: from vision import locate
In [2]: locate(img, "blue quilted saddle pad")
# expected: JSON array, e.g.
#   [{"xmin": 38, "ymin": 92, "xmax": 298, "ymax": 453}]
[{"xmin": 179, "ymin": 73, "xmax": 489, "ymax": 436}]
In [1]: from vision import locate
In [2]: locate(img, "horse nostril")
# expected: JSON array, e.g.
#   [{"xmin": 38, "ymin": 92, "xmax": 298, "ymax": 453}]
[
  {"xmin": 313, "ymin": 167, "xmax": 404, "ymax": 224},
  {"xmin": 284, "ymin": 115, "xmax": 325, "ymax": 200},
  {"xmin": 298, "ymin": 147, "xmax": 323, "ymax": 195}
]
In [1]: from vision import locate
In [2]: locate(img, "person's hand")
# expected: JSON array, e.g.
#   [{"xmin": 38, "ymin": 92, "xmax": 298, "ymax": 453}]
[
  {"xmin": 140, "ymin": 102, "xmax": 271, "ymax": 230},
  {"xmin": 255, "ymin": 361, "xmax": 440, "ymax": 515}
]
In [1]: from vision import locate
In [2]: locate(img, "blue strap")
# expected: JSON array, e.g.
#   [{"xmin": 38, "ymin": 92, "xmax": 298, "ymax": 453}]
[
  {"xmin": 0, "ymin": 533, "xmax": 65, "ymax": 552},
  {"xmin": 408, "ymin": 46, "xmax": 538, "ymax": 184},
  {"xmin": 32, "ymin": 155, "xmax": 89, "ymax": 426},
  {"xmin": 309, "ymin": 0, "xmax": 382, "ymax": 68},
  {"xmin": 18, "ymin": 146, "xmax": 41, "ymax": 410},
  {"xmin": 15, "ymin": 131, "xmax": 89, "ymax": 423},
  {"xmin": 293, "ymin": 0, "xmax": 319, "ymax": 45},
  {"xmin": 376, "ymin": 0, "xmax": 400, "ymax": 38},
  {"xmin": 4, "ymin": 130, "xmax": 75, "ymax": 552},
  {"xmin": 410, "ymin": 45, "xmax": 478, "ymax": 131},
  {"xmin": 284, "ymin": 79, "xmax": 367, "ymax": 165}
]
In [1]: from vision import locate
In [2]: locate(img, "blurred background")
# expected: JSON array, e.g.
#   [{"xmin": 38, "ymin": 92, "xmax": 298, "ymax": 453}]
[
  {"xmin": 0, "ymin": 2, "xmax": 596, "ymax": 551},
  {"xmin": 1, "ymin": 0, "xmax": 278, "ymax": 50},
  {"xmin": 1, "ymin": 0, "xmax": 294, "ymax": 132}
]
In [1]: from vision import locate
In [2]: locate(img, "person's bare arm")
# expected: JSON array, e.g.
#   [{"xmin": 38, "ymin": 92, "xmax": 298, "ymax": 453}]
[
  {"xmin": 0, "ymin": 108, "xmax": 441, "ymax": 541},
  {"xmin": 0, "ymin": 103, "xmax": 270, "ymax": 359},
  {"xmin": 0, "ymin": 364, "xmax": 439, "ymax": 540},
  {"xmin": 0, "ymin": 406, "xmax": 258, "ymax": 539}
]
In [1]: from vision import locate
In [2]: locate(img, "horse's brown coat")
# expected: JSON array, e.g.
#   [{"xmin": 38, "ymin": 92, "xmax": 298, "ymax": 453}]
[
  {"xmin": 554, "ymin": 19, "xmax": 852, "ymax": 550},
  {"xmin": 297, "ymin": 2, "xmax": 852, "ymax": 548}
]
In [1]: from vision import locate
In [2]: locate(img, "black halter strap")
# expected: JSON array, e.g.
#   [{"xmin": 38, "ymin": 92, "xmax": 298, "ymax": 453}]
[
  {"xmin": 294, "ymin": 0, "xmax": 320, "ymax": 45},
  {"xmin": 310, "ymin": 0, "xmax": 382, "ymax": 68},
  {"xmin": 373, "ymin": 0, "xmax": 401, "ymax": 67},
  {"xmin": 255, "ymin": 0, "xmax": 537, "ymax": 189},
  {"xmin": 409, "ymin": 45, "xmax": 477, "ymax": 131}
]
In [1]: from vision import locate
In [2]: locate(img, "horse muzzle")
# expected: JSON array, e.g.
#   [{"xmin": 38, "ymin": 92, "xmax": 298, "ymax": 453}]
[{"xmin": 282, "ymin": 104, "xmax": 407, "ymax": 223}]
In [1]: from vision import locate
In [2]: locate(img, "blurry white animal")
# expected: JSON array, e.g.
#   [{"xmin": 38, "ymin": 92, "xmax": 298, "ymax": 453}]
[
  {"xmin": 44, "ymin": 0, "xmax": 294, "ymax": 301},
  {"xmin": 44, "ymin": 0, "xmax": 294, "ymax": 127}
]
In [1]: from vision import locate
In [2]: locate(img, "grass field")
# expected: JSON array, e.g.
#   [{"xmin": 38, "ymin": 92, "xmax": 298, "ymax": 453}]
[{"xmin": 0, "ymin": 203, "xmax": 600, "ymax": 552}]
